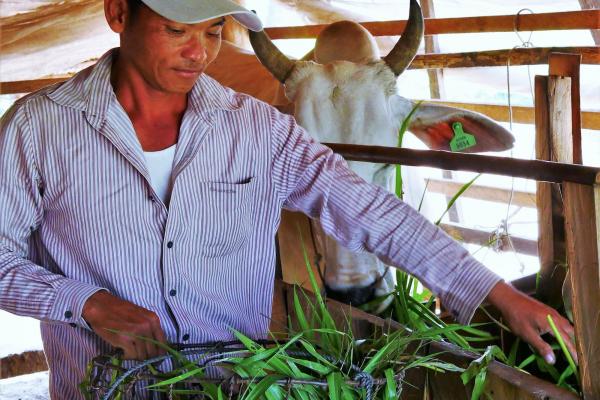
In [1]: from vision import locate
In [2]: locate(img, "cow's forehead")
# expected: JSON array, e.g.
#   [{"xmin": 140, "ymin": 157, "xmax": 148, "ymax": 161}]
[{"xmin": 284, "ymin": 60, "xmax": 397, "ymax": 101}]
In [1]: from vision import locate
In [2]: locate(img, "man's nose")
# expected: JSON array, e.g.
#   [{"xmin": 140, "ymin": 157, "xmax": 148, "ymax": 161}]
[{"xmin": 181, "ymin": 37, "xmax": 207, "ymax": 63}]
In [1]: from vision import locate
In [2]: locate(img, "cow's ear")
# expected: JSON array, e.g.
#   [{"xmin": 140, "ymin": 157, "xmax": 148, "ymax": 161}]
[{"xmin": 405, "ymin": 101, "xmax": 515, "ymax": 153}]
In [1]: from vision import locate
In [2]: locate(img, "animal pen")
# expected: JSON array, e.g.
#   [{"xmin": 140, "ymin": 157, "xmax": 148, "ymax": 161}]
[{"xmin": 0, "ymin": 1, "xmax": 599, "ymax": 399}]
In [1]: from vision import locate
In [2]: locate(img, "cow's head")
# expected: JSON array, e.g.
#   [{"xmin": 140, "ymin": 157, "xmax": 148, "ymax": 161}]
[{"xmin": 248, "ymin": 0, "xmax": 514, "ymax": 308}]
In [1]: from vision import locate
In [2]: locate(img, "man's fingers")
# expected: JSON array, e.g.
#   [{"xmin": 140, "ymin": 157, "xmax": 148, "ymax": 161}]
[
  {"xmin": 527, "ymin": 329, "xmax": 556, "ymax": 365},
  {"xmin": 150, "ymin": 319, "xmax": 168, "ymax": 356}
]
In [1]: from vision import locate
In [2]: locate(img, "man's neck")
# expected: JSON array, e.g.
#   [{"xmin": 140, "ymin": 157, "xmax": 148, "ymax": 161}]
[{"xmin": 110, "ymin": 53, "xmax": 188, "ymax": 151}]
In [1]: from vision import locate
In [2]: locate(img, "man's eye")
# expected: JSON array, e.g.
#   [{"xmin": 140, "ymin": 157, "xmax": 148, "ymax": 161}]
[
  {"xmin": 166, "ymin": 26, "xmax": 185, "ymax": 35},
  {"xmin": 208, "ymin": 29, "xmax": 223, "ymax": 37}
]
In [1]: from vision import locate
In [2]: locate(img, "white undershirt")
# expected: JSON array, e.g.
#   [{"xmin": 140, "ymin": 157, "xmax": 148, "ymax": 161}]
[{"xmin": 143, "ymin": 144, "xmax": 177, "ymax": 204}]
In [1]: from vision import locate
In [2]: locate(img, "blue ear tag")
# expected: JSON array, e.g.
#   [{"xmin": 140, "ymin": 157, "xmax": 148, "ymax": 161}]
[{"xmin": 450, "ymin": 122, "xmax": 477, "ymax": 152}]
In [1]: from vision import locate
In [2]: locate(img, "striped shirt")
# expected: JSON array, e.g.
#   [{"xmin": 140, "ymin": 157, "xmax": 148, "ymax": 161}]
[{"xmin": 0, "ymin": 49, "xmax": 502, "ymax": 398}]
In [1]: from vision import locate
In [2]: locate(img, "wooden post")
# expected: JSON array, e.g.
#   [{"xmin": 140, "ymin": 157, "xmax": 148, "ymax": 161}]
[
  {"xmin": 548, "ymin": 53, "xmax": 582, "ymax": 164},
  {"xmin": 536, "ymin": 53, "xmax": 583, "ymax": 306},
  {"xmin": 421, "ymin": 0, "xmax": 461, "ymax": 223},
  {"xmin": 578, "ymin": 0, "xmax": 600, "ymax": 45},
  {"xmin": 535, "ymin": 76, "xmax": 568, "ymax": 307},
  {"xmin": 562, "ymin": 173, "xmax": 600, "ymax": 399}
]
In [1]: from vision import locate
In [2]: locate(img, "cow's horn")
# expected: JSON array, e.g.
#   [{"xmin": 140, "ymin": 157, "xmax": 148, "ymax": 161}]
[
  {"xmin": 249, "ymin": 30, "xmax": 297, "ymax": 83},
  {"xmin": 383, "ymin": 0, "xmax": 424, "ymax": 76}
]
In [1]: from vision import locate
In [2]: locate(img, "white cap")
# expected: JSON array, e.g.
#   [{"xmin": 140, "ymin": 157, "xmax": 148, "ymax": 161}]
[{"xmin": 140, "ymin": 0, "xmax": 263, "ymax": 31}]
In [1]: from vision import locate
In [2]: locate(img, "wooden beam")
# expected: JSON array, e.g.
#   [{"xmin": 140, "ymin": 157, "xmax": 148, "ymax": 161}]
[
  {"xmin": 562, "ymin": 174, "xmax": 600, "ymax": 399},
  {"xmin": 421, "ymin": 0, "xmax": 445, "ymax": 99},
  {"xmin": 324, "ymin": 143, "xmax": 600, "ymax": 185},
  {"xmin": 427, "ymin": 178, "xmax": 536, "ymax": 208},
  {"xmin": 2, "ymin": 47, "xmax": 600, "ymax": 95},
  {"xmin": 421, "ymin": 100, "xmax": 600, "ymax": 131},
  {"xmin": 421, "ymin": 0, "xmax": 460, "ymax": 225},
  {"xmin": 549, "ymin": 53, "xmax": 583, "ymax": 164},
  {"xmin": 408, "ymin": 46, "xmax": 600, "ymax": 69},
  {"xmin": 535, "ymin": 75, "xmax": 569, "ymax": 308},
  {"xmin": 0, "ymin": 350, "xmax": 47, "ymax": 379},
  {"xmin": 264, "ymin": 10, "xmax": 600, "ymax": 39},
  {"xmin": 440, "ymin": 223, "xmax": 538, "ymax": 256},
  {"xmin": 579, "ymin": 0, "xmax": 600, "ymax": 45},
  {"xmin": 0, "ymin": 77, "xmax": 69, "ymax": 95}
]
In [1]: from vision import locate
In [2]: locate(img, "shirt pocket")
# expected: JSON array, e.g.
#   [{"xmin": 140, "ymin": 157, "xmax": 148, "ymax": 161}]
[{"xmin": 194, "ymin": 179, "xmax": 254, "ymax": 258}]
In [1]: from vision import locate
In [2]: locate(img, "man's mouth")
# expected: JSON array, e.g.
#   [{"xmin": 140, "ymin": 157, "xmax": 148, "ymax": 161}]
[{"xmin": 173, "ymin": 68, "xmax": 203, "ymax": 78}]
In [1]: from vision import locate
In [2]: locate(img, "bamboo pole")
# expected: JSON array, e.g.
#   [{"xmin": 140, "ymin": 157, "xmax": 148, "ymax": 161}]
[
  {"xmin": 264, "ymin": 10, "xmax": 600, "ymax": 39},
  {"xmin": 324, "ymin": 143, "xmax": 600, "ymax": 185}
]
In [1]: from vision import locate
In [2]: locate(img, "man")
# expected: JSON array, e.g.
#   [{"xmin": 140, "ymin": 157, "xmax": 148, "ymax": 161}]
[{"xmin": 0, "ymin": 0, "xmax": 576, "ymax": 398}]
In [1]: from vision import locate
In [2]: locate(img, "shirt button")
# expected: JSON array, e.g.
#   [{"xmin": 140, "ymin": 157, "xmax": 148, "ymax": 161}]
[
  {"xmin": 182, "ymin": 334, "xmax": 190, "ymax": 341},
  {"xmin": 69, "ymin": 323, "xmax": 77, "ymax": 328},
  {"xmin": 148, "ymin": 195, "xmax": 156, "ymax": 202},
  {"xmin": 169, "ymin": 289, "xmax": 177, "ymax": 297},
  {"xmin": 64, "ymin": 310, "xmax": 73, "ymax": 319},
  {"xmin": 167, "ymin": 241, "xmax": 174, "ymax": 249}
]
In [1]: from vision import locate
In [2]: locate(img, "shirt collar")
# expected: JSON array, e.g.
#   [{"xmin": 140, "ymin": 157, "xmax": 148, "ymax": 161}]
[{"xmin": 46, "ymin": 48, "xmax": 241, "ymax": 124}]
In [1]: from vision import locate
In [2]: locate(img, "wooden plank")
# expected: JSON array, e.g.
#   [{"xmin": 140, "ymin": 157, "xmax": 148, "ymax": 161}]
[
  {"xmin": 535, "ymin": 76, "xmax": 567, "ymax": 307},
  {"xmin": 324, "ymin": 143, "xmax": 600, "ymax": 185},
  {"xmin": 421, "ymin": 0, "xmax": 445, "ymax": 100},
  {"xmin": 421, "ymin": 100, "xmax": 600, "ymax": 131},
  {"xmin": 0, "ymin": 77, "xmax": 69, "ymax": 95},
  {"xmin": 579, "ymin": 0, "xmax": 600, "ymax": 45},
  {"xmin": 429, "ymin": 341, "xmax": 581, "ymax": 400},
  {"xmin": 4, "ymin": 49, "xmax": 600, "ymax": 95},
  {"xmin": 264, "ymin": 10, "xmax": 600, "ymax": 39},
  {"xmin": 0, "ymin": 350, "xmax": 47, "ymax": 379},
  {"xmin": 440, "ymin": 223, "xmax": 538, "ymax": 256},
  {"xmin": 562, "ymin": 176, "xmax": 600, "ymax": 399},
  {"xmin": 408, "ymin": 46, "xmax": 600, "ymax": 70},
  {"xmin": 276, "ymin": 210, "xmax": 323, "ymax": 291},
  {"xmin": 549, "ymin": 53, "xmax": 583, "ymax": 164},
  {"xmin": 427, "ymin": 178, "xmax": 537, "ymax": 208}
]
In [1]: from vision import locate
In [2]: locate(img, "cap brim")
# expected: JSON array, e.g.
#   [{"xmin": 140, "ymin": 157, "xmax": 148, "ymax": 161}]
[{"xmin": 141, "ymin": 0, "xmax": 263, "ymax": 31}]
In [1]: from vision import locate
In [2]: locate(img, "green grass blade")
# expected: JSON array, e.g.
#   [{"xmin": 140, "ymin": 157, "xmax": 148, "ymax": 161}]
[
  {"xmin": 435, "ymin": 173, "xmax": 481, "ymax": 226},
  {"xmin": 384, "ymin": 368, "xmax": 397, "ymax": 400},
  {"xmin": 327, "ymin": 371, "xmax": 343, "ymax": 400},
  {"xmin": 547, "ymin": 314, "xmax": 580, "ymax": 387}
]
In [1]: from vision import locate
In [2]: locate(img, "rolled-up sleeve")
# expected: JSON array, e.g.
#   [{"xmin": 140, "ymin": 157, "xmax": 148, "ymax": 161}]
[
  {"xmin": 0, "ymin": 102, "xmax": 106, "ymax": 329},
  {"xmin": 269, "ymin": 108, "xmax": 502, "ymax": 324}
]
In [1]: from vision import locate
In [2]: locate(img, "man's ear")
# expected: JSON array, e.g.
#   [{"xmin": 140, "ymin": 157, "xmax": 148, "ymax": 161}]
[
  {"xmin": 105, "ymin": 0, "xmax": 129, "ymax": 34},
  {"xmin": 399, "ymin": 100, "xmax": 515, "ymax": 153}
]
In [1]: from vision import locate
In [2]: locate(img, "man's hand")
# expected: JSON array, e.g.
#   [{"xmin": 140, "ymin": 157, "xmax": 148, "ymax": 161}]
[
  {"xmin": 486, "ymin": 281, "xmax": 578, "ymax": 365},
  {"xmin": 82, "ymin": 291, "xmax": 167, "ymax": 360}
]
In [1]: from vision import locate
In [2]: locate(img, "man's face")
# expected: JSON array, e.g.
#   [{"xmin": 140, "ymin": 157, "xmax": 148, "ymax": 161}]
[{"xmin": 119, "ymin": 4, "xmax": 224, "ymax": 94}]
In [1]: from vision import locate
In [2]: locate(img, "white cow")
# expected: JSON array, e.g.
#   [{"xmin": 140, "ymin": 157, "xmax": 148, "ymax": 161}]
[{"xmin": 209, "ymin": 0, "xmax": 514, "ymax": 307}]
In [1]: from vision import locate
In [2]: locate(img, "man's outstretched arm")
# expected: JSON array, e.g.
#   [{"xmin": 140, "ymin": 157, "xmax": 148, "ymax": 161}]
[{"xmin": 269, "ymin": 108, "xmax": 577, "ymax": 365}]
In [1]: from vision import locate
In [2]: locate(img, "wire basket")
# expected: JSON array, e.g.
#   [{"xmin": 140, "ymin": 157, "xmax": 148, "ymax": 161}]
[{"xmin": 84, "ymin": 339, "xmax": 407, "ymax": 400}]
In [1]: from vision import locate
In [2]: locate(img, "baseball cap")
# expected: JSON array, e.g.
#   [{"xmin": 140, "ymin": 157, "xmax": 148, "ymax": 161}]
[{"xmin": 140, "ymin": 0, "xmax": 263, "ymax": 31}]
